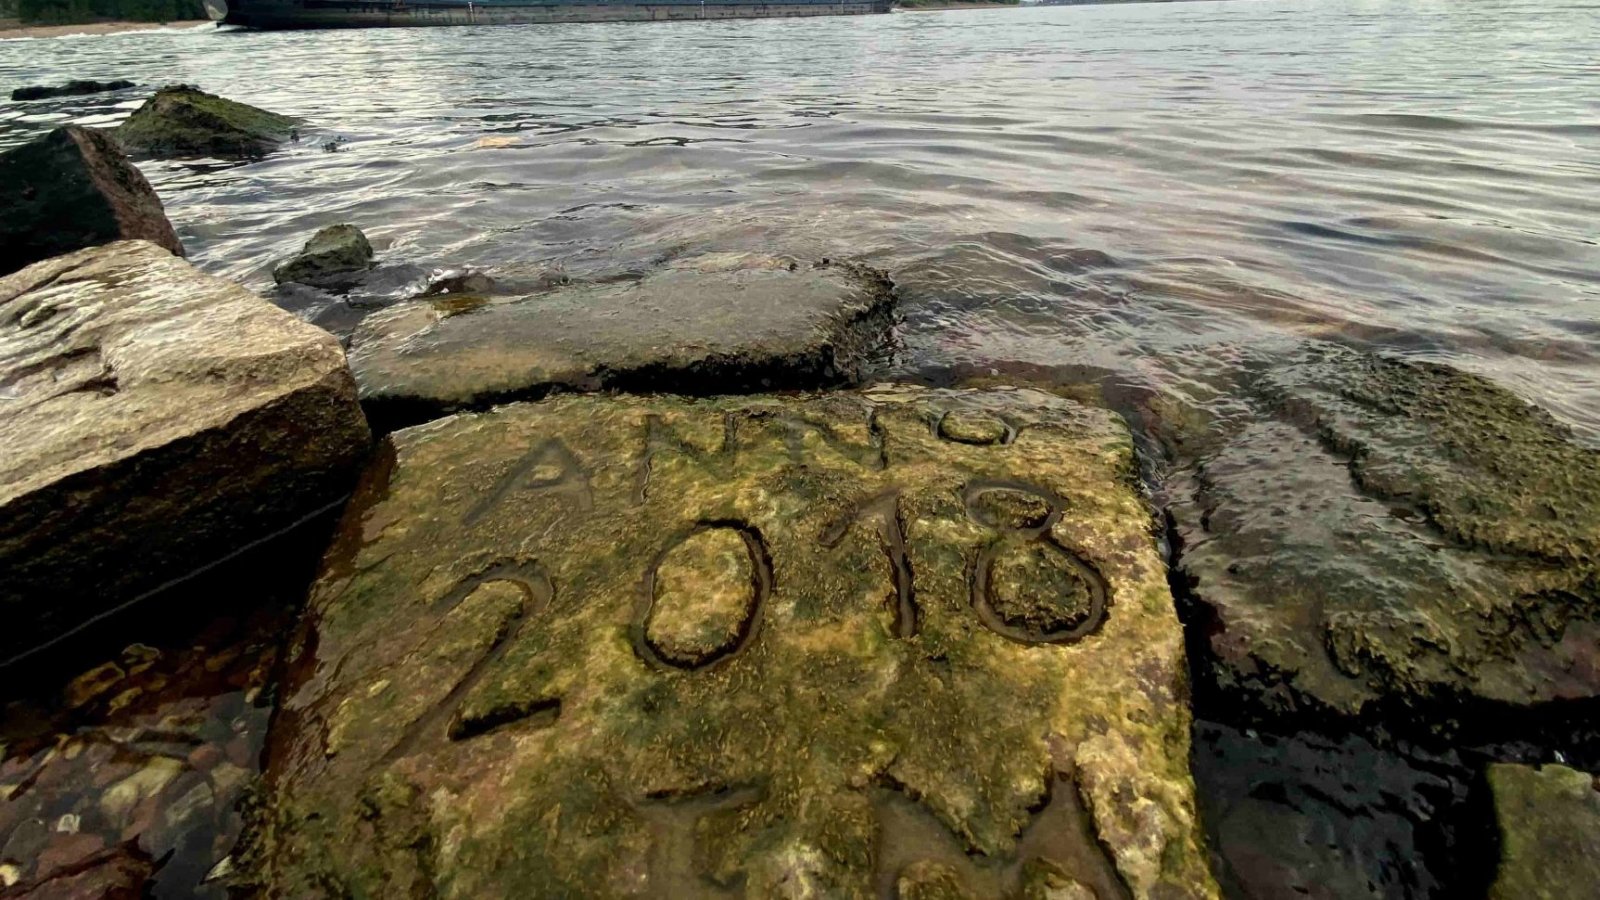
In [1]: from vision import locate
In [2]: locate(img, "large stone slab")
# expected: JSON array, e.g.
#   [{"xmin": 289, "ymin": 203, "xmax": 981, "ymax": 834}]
[
  {"xmin": 0, "ymin": 125, "xmax": 184, "ymax": 277},
  {"xmin": 0, "ymin": 241, "xmax": 370, "ymax": 662},
  {"xmin": 244, "ymin": 387, "xmax": 1216, "ymax": 899},
  {"xmin": 347, "ymin": 253, "xmax": 896, "ymax": 430},
  {"xmin": 1487, "ymin": 762, "xmax": 1600, "ymax": 900},
  {"xmin": 1168, "ymin": 344, "xmax": 1600, "ymax": 721}
]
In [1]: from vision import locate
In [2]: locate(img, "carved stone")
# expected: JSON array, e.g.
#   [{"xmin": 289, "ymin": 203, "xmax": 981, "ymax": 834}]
[{"xmin": 245, "ymin": 386, "xmax": 1215, "ymax": 899}]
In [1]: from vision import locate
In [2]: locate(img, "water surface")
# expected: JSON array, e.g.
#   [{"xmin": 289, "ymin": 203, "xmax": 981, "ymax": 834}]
[{"xmin": 2, "ymin": 0, "xmax": 1597, "ymax": 439}]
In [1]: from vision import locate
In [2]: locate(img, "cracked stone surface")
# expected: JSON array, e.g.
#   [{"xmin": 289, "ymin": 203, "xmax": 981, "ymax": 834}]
[
  {"xmin": 244, "ymin": 386, "xmax": 1216, "ymax": 899},
  {"xmin": 0, "ymin": 241, "xmax": 370, "ymax": 661}
]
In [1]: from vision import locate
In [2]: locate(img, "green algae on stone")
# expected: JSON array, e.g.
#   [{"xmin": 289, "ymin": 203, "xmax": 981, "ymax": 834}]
[
  {"xmin": 1487, "ymin": 762, "xmax": 1600, "ymax": 900},
  {"xmin": 244, "ymin": 386, "xmax": 1216, "ymax": 899},
  {"xmin": 271, "ymin": 224, "xmax": 375, "ymax": 288},
  {"xmin": 115, "ymin": 85, "xmax": 298, "ymax": 160},
  {"xmin": 1168, "ymin": 343, "xmax": 1600, "ymax": 720}
]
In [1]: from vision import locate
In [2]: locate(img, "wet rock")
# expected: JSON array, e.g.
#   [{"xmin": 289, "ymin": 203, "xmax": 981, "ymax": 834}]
[
  {"xmin": 5, "ymin": 847, "xmax": 152, "ymax": 899},
  {"xmin": 115, "ymin": 85, "xmax": 298, "ymax": 160},
  {"xmin": 348, "ymin": 253, "xmax": 897, "ymax": 431},
  {"xmin": 10, "ymin": 80, "xmax": 136, "ymax": 102},
  {"xmin": 244, "ymin": 387, "xmax": 1217, "ymax": 898},
  {"xmin": 0, "ymin": 241, "xmax": 370, "ymax": 661},
  {"xmin": 0, "ymin": 125, "xmax": 184, "ymax": 277},
  {"xmin": 1487, "ymin": 762, "xmax": 1600, "ymax": 899},
  {"xmin": 272, "ymin": 224, "xmax": 374, "ymax": 288},
  {"xmin": 1169, "ymin": 344, "xmax": 1600, "ymax": 722}
]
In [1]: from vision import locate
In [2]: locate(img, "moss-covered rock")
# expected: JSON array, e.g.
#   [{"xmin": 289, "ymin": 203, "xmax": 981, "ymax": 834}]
[
  {"xmin": 1169, "ymin": 343, "xmax": 1600, "ymax": 720},
  {"xmin": 115, "ymin": 85, "xmax": 297, "ymax": 160},
  {"xmin": 245, "ymin": 386, "xmax": 1216, "ymax": 899},
  {"xmin": 1487, "ymin": 762, "xmax": 1600, "ymax": 900},
  {"xmin": 271, "ymin": 224, "xmax": 374, "ymax": 287}
]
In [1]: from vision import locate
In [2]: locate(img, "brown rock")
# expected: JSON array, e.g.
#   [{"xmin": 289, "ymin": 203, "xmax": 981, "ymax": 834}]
[
  {"xmin": 0, "ymin": 126, "xmax": 183, "ymax": 277},
  {"xmin": 0, "ymin": 241, "xmax": 371, "ymax": 663}
]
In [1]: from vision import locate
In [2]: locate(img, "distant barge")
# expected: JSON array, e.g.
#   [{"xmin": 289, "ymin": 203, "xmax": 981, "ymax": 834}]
[{"xmin": 204, "ymin": 0, "xmax": 890, "ymax": 28}]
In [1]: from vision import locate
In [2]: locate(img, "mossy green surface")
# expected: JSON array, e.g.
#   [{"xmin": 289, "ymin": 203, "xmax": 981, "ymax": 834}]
[
  {"xmin": 1487, "ymin": 762, "xmax": 1600, "ymax": 900},
  {"xmin": 272, "ymin": 224, "xmax": 374, "ymax": 287},
  {"xmin": 246, "ymin": 386, "xmax": 1216, "ymax": 899},
  {"xmin": 1170, "ymin": 344, "xmax": 1600, "ymax": 718},
  {"xmin": 115, "ymin": 85, "xmax": 296, "ymax": 160}
]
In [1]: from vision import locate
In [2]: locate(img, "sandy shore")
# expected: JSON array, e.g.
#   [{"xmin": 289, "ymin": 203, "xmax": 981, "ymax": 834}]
[{"xmin": 0, "ymin": 19, "xmax": 211, "ymax": 39}]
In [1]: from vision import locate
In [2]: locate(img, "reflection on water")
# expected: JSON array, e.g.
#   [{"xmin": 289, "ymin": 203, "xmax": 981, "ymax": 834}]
[{"xmin": 1, "ymin": 0, "xmax": 1597, "ymax": 439}]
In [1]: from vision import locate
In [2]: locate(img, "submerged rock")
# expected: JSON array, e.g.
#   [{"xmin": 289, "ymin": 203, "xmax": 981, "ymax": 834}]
[
  {"xmin": 0, "ymin": 125, "xmax": 183, "ymax": 277},
  {"xmin": 10, "ymin": 79, "xmax": 137, "ymax": 102},
  {"xmin": 244, "ymin": 387, "xmax": 1217, "ymax": 898},
  {"xmin": 347, "ymin": 253, "xmax": 896, "ymax": 430},
  {"xmin": 1487, "ymin": 762, "xmax": 1600, "ymax": 899},
  {"xmin": 0, "ymin": 241, "xmax": 370, "ymax": 661},
  {"xmin": 1168, "ymin": 344, "xmax": 1600, "ymax": 722},
  {"xmin": 1192, "ymin": 721, "xmax": 1493, "ymax": 899},
  {"xmin": 115, "ymin": 85, "xmax": 297, "ymax": 160},
  {"xmin": 271, "ymin": 224, "xmax": 375, "ymax": 288}
]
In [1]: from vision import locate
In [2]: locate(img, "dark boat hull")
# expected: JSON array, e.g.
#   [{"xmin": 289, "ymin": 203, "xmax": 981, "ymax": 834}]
[{"xmin": 207, "ymin": 0, "xmax": 890, "ymax": 28}]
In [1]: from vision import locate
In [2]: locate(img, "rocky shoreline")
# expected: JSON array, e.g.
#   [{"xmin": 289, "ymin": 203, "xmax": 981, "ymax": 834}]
[{"xmin": 1, "ymin": 84, "xmax": 1596, "ymax": 899}]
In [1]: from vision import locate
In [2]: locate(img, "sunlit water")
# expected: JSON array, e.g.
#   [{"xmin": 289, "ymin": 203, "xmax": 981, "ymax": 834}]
[{"xmin": 3, "ymin": 0, "xmax": 1598, "ymax": 440}]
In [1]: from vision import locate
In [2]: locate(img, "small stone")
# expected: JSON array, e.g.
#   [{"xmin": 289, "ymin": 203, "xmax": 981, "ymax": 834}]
[
  {"xmin": 115, "ymin": 84, "xmax": 298, "ymax": 160},
  {"xmin": 99, "ymin": 756, "xmax": 184, "ymax": 829},
  {"xmin": 64, "ymin": 663, "xmax": 125, "ymax": 709},
  {"xmin": 0, "ymin": 862, "xmax": 18, "ymax": 887},
  {"xmin": 34, "ymin": 832, "xmax": 105, "ymax": 880},
  {"xmin": 186, "ymin": 743, "xmax": 224, "ymax": 772},
  {"xmin": 204, "ymin": 855, "xmax": 234, "ymax": 883},
  {"xmin": 120, "ymin": 644, "xmax": 161, "ymax": 675},
  {"xmin": 897, "ymin": 860, "xmax": 974, "ymax": 900},
  {"xmin": 272, "ymin": 224, "xmax": 375, "ymax": 288}
]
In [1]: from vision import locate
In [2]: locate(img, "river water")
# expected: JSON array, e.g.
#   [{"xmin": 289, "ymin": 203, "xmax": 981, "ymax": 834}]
[
  {"xmin": 2, "ymin": 2, "xmax": 1598, "ymax": 896},
  {"xmin": 3, "ymin": 0, "xmax": 1599, "ymax": 440}
]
